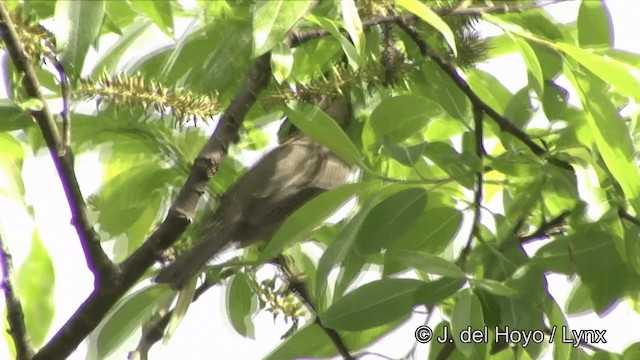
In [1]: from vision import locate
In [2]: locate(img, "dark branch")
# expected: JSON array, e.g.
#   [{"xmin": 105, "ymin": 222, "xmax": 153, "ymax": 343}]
[
  {"xmin": 0, "ymin": 233, "xmax": 34, "ymax": 360},
  {"xmin": 520, "ymin": 211, "xmax": 570, "ymax": 244},
  {"xmin": 394, "ymin": 19, "xmax": 572, "ymax": 171},
  {"xmin": 278, "ymin": 259, "xmax": 354, "ymax": 360},
  {"xmin": 0, "ymin": 2, "xmax": 115, "ymax": 284},
  {"xmin": 619, "ymin": 209, "xmax": 640, "ymax": 228},
  {"xmin": 129, "ymin": 270, "xmax": 233, "ymax": 359},
  {"xmin": 24, "ymin": 1, "xmax": 571, "ymax": 358},
  {"xmin": 33, "ymin": 53, "xmax": 273, "ymax": 360},
  {"xmin": 52, "ymin": 58, "xmax": 71, "ymax": 149},
  {"xmin": 461, "ymin": 106, "xmax": 486, "ymax": 260}
]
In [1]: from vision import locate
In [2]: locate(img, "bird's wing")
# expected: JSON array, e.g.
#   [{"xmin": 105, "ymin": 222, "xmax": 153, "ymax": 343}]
[{"xmin": 245, "ymin": 137, "xmax": 341, "ymax": 199}]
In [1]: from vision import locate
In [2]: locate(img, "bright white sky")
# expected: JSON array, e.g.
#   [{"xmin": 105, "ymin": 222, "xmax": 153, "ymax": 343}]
[{"xmin": 1, "ymin": 1, "xmax": 640, "ymax": 359}]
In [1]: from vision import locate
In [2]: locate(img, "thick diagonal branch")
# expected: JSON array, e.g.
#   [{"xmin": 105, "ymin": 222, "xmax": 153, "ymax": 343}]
[{"xmin": 33, "ymin": 53, "xmax": 272, "ymax": 360}]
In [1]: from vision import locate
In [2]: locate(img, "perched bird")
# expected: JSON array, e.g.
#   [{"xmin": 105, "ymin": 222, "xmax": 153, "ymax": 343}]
[{"xmin": 155, "ymin": 96, "xmax": 352, "ymax": 289}]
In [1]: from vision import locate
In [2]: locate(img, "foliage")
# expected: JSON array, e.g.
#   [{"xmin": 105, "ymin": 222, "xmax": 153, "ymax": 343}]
[{"xmin": 1, "ymin": 0, "xmax": 640, "ymax": 359}]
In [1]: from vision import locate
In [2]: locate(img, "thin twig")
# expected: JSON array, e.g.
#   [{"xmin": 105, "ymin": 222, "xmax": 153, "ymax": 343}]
[
  {"xmin": 520, "ymin": 211, "xmax": 570, "ymax": 244},
  {"xmin": 25, "ymin": 1, "xmax": 570, "ymax": 358},
  {"xmin": 462, "ymin": 106, "xmax": 486, "ymax": 261},
  {"xmin": 278, "ymin": 260, "xmax": 354, "ymax": 360},
  {"xmin": 32, "ymin": 51, "xmax": 273, "ymax": 360},
  {"xmin": 129, "ymin": 269, "xmax": 233, "ymax": 360},
  {"xmin": 619, "ymin": 208, "xmax": 640, "ymax": 228},
  {"xmin": 0, "ymin": 2, "xmax": 115, "ymax": 282},
  {"xmin": 51, "ymin": 59, "xmax": 71, "ymax": 149},
  {"xmin": 394, "ymin": 20, "xmax": 572, "ymax": 172},
  {"xmin": 0, "ymin": 232, "xmax": 35, "ymax": 360}
]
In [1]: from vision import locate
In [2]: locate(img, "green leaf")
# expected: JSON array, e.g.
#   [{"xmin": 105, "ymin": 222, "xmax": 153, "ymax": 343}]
[
  {"xmin": 284, "ymin": 101, "xmax": 362, "ymax": 166},
  {"xmin": 390, "ymin": 205, "xmax": 463, "ymax": 254},
  {"xmin": 130, "ymin": 0, "xmax": 174, "ymax": 37},
  {"xmin": 571, "ymin": 225, "xmax": 629, "ymax": 314},
  {"xmin": 261, "ymin": 182, "xmax": 381, "ymax": 261},
  {"xmin": 94, "ymin": 164, "xmax": 171, "ymax": 243},
  {"xmin": 491, "ymin": 151, "xmax": 543, "ymax": 178},
  {"xmin": 271, "ymin": 42, "xmax": 293, "ymax": 83},
  {"xmin": 164, "ymin": 278, "xmax": 196, "ymax": 341},
  {"xmin": 511, "ymin": 36, "xmax": 543, "ymax": 95},
  {"xmin": 382, "ymin": 138, "xmax": 427, "ymax": 166},
  {"xmin": 97, "ymin": 286, "xmax": 173, "ymax": 358},
  {"xmin": 340, "ymin": 0, "xmax": 364, "ymax": 57},
  {"xmin": 558, "ymin": 43, "xmax": 640, "ymax": 101},
  {"xmin": 422, "ymin": 142, "xmax": 479, "ymax": 188},
  {"xmin": 0, "ymin": 99, "xmax": 32, "ymax": 132},
  {"xmin": 396, "ymin": 0, "xmax": 457, "ymax": 57},
  {"xmin": 252, "ymin": 0, "xmax": 311, "ymax": 56},
  {"xmin": 55, "ymin": 0, "xmax": 106, "ymax": 80},
  {"xmin": 578, "ymin": 0, "xmax": 613, "ymax": 48},
  {"xmin": 420, "ymin": 61, "xmax": 471, "ymax": 122},
  {"xmin": 16, "ymin": 232, "xmax": 54, "ymax": 346},
  {"xmin": 17, "ymin": 98, "xmax": 44, "ymax": 112},
  {"xmin": 321, "ymin": 278, "xmax": 424, "ymax": 331},
  {"xmin": 623, "ymin": 343, "xmax": 640, "ymax": 360},
  {"xmin": 451, "ymin": 290, "xmax": 486, "ymax": 359},
  {"xmin": 389, "ymin": 250, "xmax": 465, "ymax": 278},
  {"xmin": 466, "ymin": 69, "xmax": 512, "ymax": 114},
  {"xmin": 265, "ymin": 320, "xmax": 402, "ymax": 360},
  {"xmin": 543, "ymin": 297, "xmax": 572, "ymax": 360},
  {"xmin": 531, "ymin": 236, "xmax": 573, "ymax": 274},
  {"xmin": 226, "ymin": 273, "xmax": 256, "ymax": 338},
  {"xmin": 565, "ymin": 280, "xmax": 593, "ymax": 315},
  {"xmin": 355, "ymin": 187, "xmax": 428, "ymax": 254},
  {"xmin": 315, "ymin": 194, "xmax": 381, "ymax": 309},
  {"xmin": 0, "ymin": 133, "xmax": 25, "ymax": 200},
  {"xmin": 91, "ymin": 20, "xmax": 153, "ymax": 76},
  {"xmin": 307, "ymin": 14, "xmax": 361, "ymax": 70},
  {"xmin": 566, "ymin": 69, "xmax": 640, "ymax": 215},
  {"xmin": 370, "ymin": 95, "xmax": 443, "ymax": 143},
  {"xmin": 472, "ymin": 278, "xmax": 518, "ymax": 297},
  {"xmin": 414, "ymin": 277, "xmax": 465, "ymax": 306}
]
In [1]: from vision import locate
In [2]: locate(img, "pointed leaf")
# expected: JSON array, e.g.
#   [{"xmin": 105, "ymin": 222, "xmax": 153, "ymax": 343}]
[
  {"xmin": 16, "ymin": 233, "xmax": 54, "ymax": 346},
  {"xmin": 252, "ymin": 0, "xmax": 311, "ymax": 56},
  {"xmin": 271, "ymin": 42, "xmax": 293, "ymax": 83},
  {"xmin": 285, "ymin": 101, "xmax": 362, "ymax": 166},
  {"xmin": 451, "ymin": 290, "xmax": 486, "ymax": 359},
  {"xmin": 261, "ymin": 182, "xmax": 382, "ymax": 261},
  {"xmin": 578, "ymin": 0, "xmax": 613, "ymax": 47},
  {"xmin": 389, "ymin": 250, "xmax": 465, "ymax": 278},
  {"xmin": 355, "ymin": 187, "xmax": 428, "ymax": 254},
  {"xmin": 396, "ymin": 0, "xmax": 457, "ymax": 56},
  {"xmin": 226, "ymin": 273, "xmax": 256, "ymax": 338},
  {"xmin": 130, "ymin": 0, "xmax": 174, "ymax": 37},
  {"xmin": 97, "ymin": 286, "xmax": 173, "ymax": 358},
  {"xmin": 321, "ymin": 278, "xmax": 424, "ymax": 331},
  {"xmin": 370, "ymin": 95, "xmax": 444, "ymax": 142},
  {"xmin": 341, "ymin": 0, "xmax": 364, "ymax": 57},
  {"xmin": 55, "ymin": 0, "xmax": 106, "ymax": 80}
]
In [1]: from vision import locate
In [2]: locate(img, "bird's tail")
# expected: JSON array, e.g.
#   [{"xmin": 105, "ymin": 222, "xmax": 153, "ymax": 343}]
[{"xmin": 155, "ymin": 221, "xmax": 233, "ymax": 290}]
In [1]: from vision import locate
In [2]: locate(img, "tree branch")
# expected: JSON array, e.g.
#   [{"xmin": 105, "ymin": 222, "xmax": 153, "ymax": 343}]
[
  {"xmin": 129, "ymin": 270, "xmax": 233, "ymax": 360},
  {"xmin": 23, "ymin": 2, "xmax": 571, "ymax": 358},
  {"xmin": 279, "ymin": 261, "xmax": 354, "ymax": 360},
  {"xmin": 32, "ymin": 52, "xmax": 273, "ymax": 360},
  {"xmin": 619, "ymin": 208, "xmax": 640, "ymax": 228},
  {"xmin": 0, "ymin": 3, "xmax": 115, "ymax": 282},
  {"xmin": 0, "ymin": 232, "xmax": 34, "ymax": 360},
  {"xmin": 394, "ymin": 19, "xmax": 572, "ymax": 171},
  {"xmin": 520, "ymin": 211, "xmax": 570, "ymax": 244}
]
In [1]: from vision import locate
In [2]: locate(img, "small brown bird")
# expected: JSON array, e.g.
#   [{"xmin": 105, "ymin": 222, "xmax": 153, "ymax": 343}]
[{"xmin": 155, "ymin": 96, "xmax": 352, "ymax": 289}]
